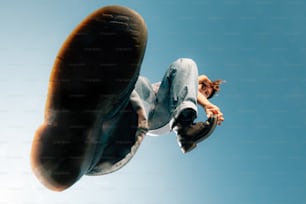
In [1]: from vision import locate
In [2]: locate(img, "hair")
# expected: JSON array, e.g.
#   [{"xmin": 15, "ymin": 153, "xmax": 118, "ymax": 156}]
[{"xmin": 207, "ymin": 79, "xmax": 223, "ymax": 99}]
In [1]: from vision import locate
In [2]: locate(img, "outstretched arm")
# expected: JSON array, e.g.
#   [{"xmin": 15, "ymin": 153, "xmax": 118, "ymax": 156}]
[
  {"xmin": 197, "ymin": 76, "xmax": 224, "ymax": 125},
  {"xmin": 197, "ymin": 93, "xmax": 224, "ymax": 125}
]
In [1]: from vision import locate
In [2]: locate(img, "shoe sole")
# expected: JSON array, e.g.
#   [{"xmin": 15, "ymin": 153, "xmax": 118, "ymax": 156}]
[
  {"xmin": 181, "ymin": 115, "xmax": 218, "ymax": 153},
  {"xmin": 31, "ymin": 5, "xmax": 147, "ymax": 191}
]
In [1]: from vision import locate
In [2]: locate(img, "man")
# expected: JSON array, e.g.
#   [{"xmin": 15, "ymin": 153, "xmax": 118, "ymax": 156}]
[
  {"xmin": 31, "ymin": 5, "xmax": 223, "ymax": 191},
  {"xmin": 130, "ymin": 58, "xmax": 224, "ymax": 153}
]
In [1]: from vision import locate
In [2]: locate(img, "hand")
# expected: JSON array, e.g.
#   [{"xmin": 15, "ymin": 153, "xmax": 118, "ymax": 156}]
[{"xmin": 204, "ymin": 103, "xmax": 224, "ymax": 125}]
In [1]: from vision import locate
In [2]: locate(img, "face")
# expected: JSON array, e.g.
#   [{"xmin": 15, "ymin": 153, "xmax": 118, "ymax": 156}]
[
  {"xmin": 201, "ymin": 86, "xmax": 213, "ymax": 98},
  {"xmin": 199, "ymin": 79, "xmax": 214, "ymax": 98}
]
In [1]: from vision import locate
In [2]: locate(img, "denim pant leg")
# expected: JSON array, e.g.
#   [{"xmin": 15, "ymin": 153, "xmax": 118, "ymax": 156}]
[
  {"xmin": 132, "ymin": 76, "xmax": 156, "ymax": 122},
  {"xmin": 149, "ymin": 58, "xmax": 199, "ymax": 130}
]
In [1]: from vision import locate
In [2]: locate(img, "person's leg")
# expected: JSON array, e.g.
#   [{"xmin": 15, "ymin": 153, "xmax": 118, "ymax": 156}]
[
  {"xmin": 152, "ymin": 58, "xmax": 217, "ymax": 153},
  {"xmin": 132, "ymin": 76, "xmax": 156, "ymax": 120},
  {"xmin": 149, "ymin": 58, "xmax": 199, "ymax": 130},
  {"xmin": 130, "ymin": 93, "xmax": 148, "ymax": 135},
  {"xmin": 168, "ymin": 58, "xmax": 199, "ymax": 125}
]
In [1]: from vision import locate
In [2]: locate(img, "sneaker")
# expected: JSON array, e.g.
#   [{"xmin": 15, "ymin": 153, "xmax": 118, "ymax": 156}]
[
  {"xmin": 31, "ymin": 5, "xmax": 147, "ymax": 191},
  {"xmin": 176, "ymin": 115, "xmax": 217, "ymax": 153}
]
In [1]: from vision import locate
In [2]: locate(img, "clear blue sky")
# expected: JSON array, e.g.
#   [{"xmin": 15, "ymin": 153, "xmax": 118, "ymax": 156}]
[{"xmin": 1, "ymin": 0, "xmax": 306, "ymax": 203}]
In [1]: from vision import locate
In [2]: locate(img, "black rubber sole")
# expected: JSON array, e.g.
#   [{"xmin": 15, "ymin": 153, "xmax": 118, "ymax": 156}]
[{"xmin": 31, "ymin": 5, "xmax": 147, "ymax": 191}]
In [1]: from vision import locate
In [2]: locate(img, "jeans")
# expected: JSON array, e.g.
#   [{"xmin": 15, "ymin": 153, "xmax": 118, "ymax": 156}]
[
  {"xmin": 131, "ymin": 58, "xmax": 199, "ymax": 132},
  {"xmin": 89, "ymin": 58, "xmax": 199, "ymax": 174}
]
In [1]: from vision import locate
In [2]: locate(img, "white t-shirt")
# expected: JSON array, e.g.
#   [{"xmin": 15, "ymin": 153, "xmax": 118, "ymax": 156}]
[{"xmin": 147, "ymin": 123, "xmax": 171, "ymax": 136}]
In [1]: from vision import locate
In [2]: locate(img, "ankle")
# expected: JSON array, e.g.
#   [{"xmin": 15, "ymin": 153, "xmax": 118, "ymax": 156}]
[{"xmin": 176, "ymin": 108, "xmax": 196, "ymax": 127}]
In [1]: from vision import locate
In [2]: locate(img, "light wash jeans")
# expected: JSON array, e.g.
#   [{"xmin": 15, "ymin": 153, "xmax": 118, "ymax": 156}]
[
  {"xmin": 87, "ymin": 58, "xmax": 199, "ymax": 175},
  {"xmin": 130, "ymin": 58, "xmax": 199, "ymax": 133}
]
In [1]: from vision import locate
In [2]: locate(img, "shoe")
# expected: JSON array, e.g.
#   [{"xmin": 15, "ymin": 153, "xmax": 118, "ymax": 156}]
[
  {"xmin": 31, "ymin": 5, "xmax": 147, "ymax": 191},
  {"xmin": 176, "ymin": 115, "xmax": 217, "ymax": 153},
  {"xmin": 172, "ymin": 108, "xmax": 197, "ymax": 128}
]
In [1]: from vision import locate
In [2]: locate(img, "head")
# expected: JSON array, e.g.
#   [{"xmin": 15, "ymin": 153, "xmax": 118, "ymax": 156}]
[{"xmin": 200, "ymin": 79, "xmax": 223, "ymax": 99}]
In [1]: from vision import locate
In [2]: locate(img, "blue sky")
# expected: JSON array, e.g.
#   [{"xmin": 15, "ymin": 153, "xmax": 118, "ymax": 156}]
[{"xmin": 1, "ymin": 0, "xmax": 306, "ymax": 203}]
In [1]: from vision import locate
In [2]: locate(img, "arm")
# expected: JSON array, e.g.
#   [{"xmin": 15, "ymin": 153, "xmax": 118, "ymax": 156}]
[
  {"xmin": 197, "ymin": 85, "xmax": 224, "ymax": 125},
  {"xmin": 197, "ymin": 75, "xmax": 224, "ymax": 125}
]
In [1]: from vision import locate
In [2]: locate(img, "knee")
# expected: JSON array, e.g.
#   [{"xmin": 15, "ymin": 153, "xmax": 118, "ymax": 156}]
[
  {"xmin": 171, "ymin": 58, "xmax": 198, "ymax": 73},
  {"xmin": 174, "ymin": 58, "xmax": 196, "ymax": 65}
]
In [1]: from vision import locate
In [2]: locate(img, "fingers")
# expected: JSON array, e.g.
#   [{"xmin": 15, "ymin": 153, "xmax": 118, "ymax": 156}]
[
  {"xmin": 206, "ymin": 111, "xmax": 213, "ymax": 118},
  {"xmin": 216, "ymin": 112, "xmax": 224, "ymax": 125},
  {"xmin": 207, "ymin": 110, "xmax": 224, "ymax": 125},
  {"xmin": 217, "ymin": 115, "xmax": 224, "ymax": 125},
  {"xmin": 206, "ymin": 109, "xmax": 217, "ymax": 117},
  {"xmin": 204, "ymin": 105, "xmax": 224, "ymax": 125}
]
